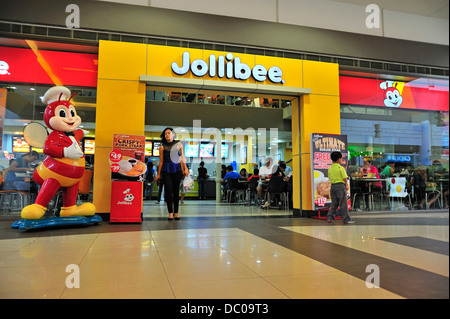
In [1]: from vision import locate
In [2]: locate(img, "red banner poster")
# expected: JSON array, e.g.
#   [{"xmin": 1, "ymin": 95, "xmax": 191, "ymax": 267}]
[{"xmin": 0, "ymin": 46, "xmax": 98, "ymax": 87}]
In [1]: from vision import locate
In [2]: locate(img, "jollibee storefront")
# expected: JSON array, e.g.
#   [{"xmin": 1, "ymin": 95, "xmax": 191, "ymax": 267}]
[{"xmin": 93, "ymin": 40, "xmax": 341, "ymax": 218}]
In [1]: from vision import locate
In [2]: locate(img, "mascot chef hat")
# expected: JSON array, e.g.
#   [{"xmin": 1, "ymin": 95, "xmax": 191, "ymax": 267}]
[
  {"xmin": 40, "ymin": 86, "xmax": 72, "ymax": 105},
  {"xmin": 41, "ymin": 86, "xmax": 76, "ymax": 130}
]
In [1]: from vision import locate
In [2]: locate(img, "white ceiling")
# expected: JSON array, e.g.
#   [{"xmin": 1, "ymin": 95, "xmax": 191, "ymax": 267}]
[{"xmin": 332, "ymin": 0, "xmax": 449, "ymax": 19}]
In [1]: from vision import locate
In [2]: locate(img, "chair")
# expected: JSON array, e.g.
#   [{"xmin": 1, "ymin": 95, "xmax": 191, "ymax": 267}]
[
  {"xmin": 168, "ymin": 92, "xmax": 181, "ymax": 102},
  {"xmin": 264, "ymin": 175, "xmax": 288, "ymax": 209},
  {"xmin": 226, "ymin": 178, "xmax": 244, "ymax": 204},
  {"xmin": 211, "ymin": 95, "xmax": 225, "ymax": 104},
  {"xmin": 246, "ymin": 178, "xmax": 259, "ymax": 205},
  {"xmin": 425, "ymin": 183, "xmax": 441, "ymax": 209},
  {"xmin": 48, "ymin": 190, "xmax": 64, "ymax": 216},
  {"xmin": 0, "ymin": 169, "xmax": 29, "ymax": 213},
  {"xmin": 350, "ymin": 178, "xmax": 373, "ymax": 211}
]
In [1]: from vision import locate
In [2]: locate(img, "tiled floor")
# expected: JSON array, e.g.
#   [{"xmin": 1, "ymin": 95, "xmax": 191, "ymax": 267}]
[{"xmin": 0, "ymin": 200, "xmax": 448, "ymax": 299}]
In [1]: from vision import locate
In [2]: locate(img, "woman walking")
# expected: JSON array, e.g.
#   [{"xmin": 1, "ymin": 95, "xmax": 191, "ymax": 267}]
[{"xmin": 155, "ymin": 128, "xmax": 189, "ymax": 220}]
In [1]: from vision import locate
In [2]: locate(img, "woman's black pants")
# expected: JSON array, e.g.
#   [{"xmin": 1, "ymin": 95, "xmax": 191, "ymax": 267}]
[{"xmin": 162, "ymin": 171, "xmax": 182, "ymax": 214}]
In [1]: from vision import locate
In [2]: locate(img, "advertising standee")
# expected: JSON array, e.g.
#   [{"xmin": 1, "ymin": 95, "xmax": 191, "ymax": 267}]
[
  {"xmin": 311, "ymin": 133, "xmax": 350, "ymax": 213},
  {"xmin": 109, "ymin": 134, "xmax": 147, "ymax": 223}
]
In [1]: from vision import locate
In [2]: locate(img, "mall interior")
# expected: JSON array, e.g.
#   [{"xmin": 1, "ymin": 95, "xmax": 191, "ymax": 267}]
[{"xmin": 0, "ymin": 0, "xmax": 448, "ymax": 300}]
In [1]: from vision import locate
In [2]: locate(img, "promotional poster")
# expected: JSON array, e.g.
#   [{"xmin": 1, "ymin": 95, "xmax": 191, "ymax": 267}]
[
  {"xmin": 110, "ymin": 134, "xmax": 147, "ymax": 181},
  {"xmin": 310, "ymin": 133, "xmax": 349, "ymax": 211}
]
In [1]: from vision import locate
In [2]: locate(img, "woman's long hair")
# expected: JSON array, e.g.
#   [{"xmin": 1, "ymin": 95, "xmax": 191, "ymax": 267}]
[{"xmin": 160, "ymin": 127, "xmax": 179, "ymax": 145}]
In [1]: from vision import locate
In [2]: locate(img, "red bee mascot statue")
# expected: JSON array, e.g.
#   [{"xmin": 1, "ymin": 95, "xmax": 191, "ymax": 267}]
[{"xmin": 21, "ymin": 86, "xmax": 96, "ymax": 220}]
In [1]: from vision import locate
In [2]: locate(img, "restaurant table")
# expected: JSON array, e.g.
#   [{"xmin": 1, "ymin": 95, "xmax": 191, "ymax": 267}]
[
  {"xmin": 351, "ymin": 177, "xmax": 388, "ymax": 210},
  {"xmin": 352, "ymin": 177, "xmax": 386, "ymax": 192}
]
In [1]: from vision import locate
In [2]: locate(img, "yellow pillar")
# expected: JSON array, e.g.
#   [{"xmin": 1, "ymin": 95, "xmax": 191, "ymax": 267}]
[
  {"xmin": 296, "ymin": 61, "xmax": 341, "ymax": 212},
  {"xmin": 93, "ymin": 41, "xmax": 147, "ymax": 214}
]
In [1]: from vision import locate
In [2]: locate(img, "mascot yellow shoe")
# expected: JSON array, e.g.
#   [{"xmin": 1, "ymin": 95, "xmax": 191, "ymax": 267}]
[
  {"xmin": 60, "ymin": 203, "xmax": 96, "ymax": 217},
  {"xmin": 21, "ymin": 204, "xmax": 47, "ymax": 220}
]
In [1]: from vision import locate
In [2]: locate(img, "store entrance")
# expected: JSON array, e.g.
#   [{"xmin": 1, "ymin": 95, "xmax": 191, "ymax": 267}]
[{"xmin": 143, "ymin": 86, "xmax": 298, "ymax": 218}]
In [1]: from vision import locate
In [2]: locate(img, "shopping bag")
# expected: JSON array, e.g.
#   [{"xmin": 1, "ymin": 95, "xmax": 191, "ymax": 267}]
[{"xmin": 183, "ymin": 175, "xmax": 194, "ymax": 192}]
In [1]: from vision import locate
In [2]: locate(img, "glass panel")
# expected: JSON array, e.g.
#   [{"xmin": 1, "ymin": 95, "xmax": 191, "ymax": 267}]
[{"xmin": 342, "ymin": 75, "xmax": 449, "ymax": 211}]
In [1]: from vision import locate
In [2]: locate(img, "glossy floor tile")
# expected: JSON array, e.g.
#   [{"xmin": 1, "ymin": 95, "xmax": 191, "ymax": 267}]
[{"xmin": 0, "ymin": 205, "xmax": 448, "ymax": 299}]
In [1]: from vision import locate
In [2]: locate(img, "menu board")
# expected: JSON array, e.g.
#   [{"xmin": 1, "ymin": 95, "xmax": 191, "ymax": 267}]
[
  {"xmin": 84, "ymin": 138, "xmax": 95, "ymax": 155},
  {"xmin": 12, "ymin": 136, "xmax": 30, "ymax": 153},
  {"xmin": 215, "ymin": 143, "xmax": 229, "ymax": 159},
  {"xmin": 145, "ymin": 140, "xmax": 152, "ymax": 156},
  {"xmin": 200, "ymin": 143, "xmax": 214, "ymax": 158},
  {"xmin": 153, "ymin": 141, "xmax": 161, "ymax": 157},
  {"xmin": 185, "ymin": 143, "xmax": 199, "ymax": 157},
  {"xmin": 310, "ymin": 133, "xmax": 349, "ymax": 211}
]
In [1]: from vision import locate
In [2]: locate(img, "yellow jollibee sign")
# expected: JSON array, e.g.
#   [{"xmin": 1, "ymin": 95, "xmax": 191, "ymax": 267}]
[{"xmin": 146, "ymin": 45, "xmax": 303, "ymax": 88}]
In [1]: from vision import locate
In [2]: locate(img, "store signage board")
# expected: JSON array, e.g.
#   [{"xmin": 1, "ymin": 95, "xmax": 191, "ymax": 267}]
[
  {"xmin": 339, "ymin": 76, "xmax": 449, "ymax": 112},
  {"xmin": 0, "ymin": 46, "xmax": 98, "ymax": 87},
  {"xmin": 310, "ymin": 133, "xmax": 349, "ymax": 211},
  {"xmin": 146, "ymin": 45, "xmax": 304, "ymax": 89},
  {"xmin": 171, "ymin": 51, "xmax": 285, "ymax": 84}
]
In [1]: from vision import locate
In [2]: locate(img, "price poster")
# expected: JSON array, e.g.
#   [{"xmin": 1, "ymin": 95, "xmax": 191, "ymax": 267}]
[
  {"xmin": 110, "ymin": 134, "xmax": 147, "ymax": 181},
  {"xmin": 310, "ymin": 133, "xmax": 349, "ymax": 211}
]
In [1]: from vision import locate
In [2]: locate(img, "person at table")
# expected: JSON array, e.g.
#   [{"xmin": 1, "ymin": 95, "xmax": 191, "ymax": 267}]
[
  {"xmin": 413, "ymin": 166, "xmax": 428, "ymax": 210},
  {"xmin": 360, "ymin": 159, "xmax": 382, "ymax": 187},
  {"xmin": 429, "ymin": 160, "xmax": 449, "ymax": 209},
  {"xmin": 3, "ymin": 151, "xmax": 39, "ymax": 191},
  {"xmin": 278, "ymin": 162, "xmax": 292, "ymax": 182},
  {"xmin": 221, "ymin": 165, "xmax": 240, "ymax": 196},
  {"xmin": 248, "ymin": 168, "xmax": 260, "ymax": 182},
  {"xmin": 354, "ymin": 159, "xmax": 382, "ymax": 210},
  {"xmin": 221, "ymin": 164, "xmax": 227, "ymax": 179},
  {"xmin": 239, "ymin": 168, "xmax": 248, "ymax": 180},
  {"xmin": 430, "ymin": 160, "xmax": 448, "ymax": 179},
  {"xmin": 258, "ymin": 157, "xmax": 277, "ymax": 203},
  {"xmin": 381, "ymin": 160, "xmax": 395, "ymax": 177}
]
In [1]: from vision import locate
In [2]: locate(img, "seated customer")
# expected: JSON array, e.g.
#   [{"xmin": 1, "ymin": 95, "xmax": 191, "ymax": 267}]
[
  {"xmin": 354, "ymin": 159, "xmax": 382, "ymax": 210},
  {"xmin": 3, "ymin": 151, "xmax": 39, "ymax": 191},
  {"xmin": 381, "ymin": 160, "xmax": 395, "ymax": 177},
  {"xmin": 221, "ymin": 165, "xmax": 240, "ymax": 194},
  {"xmin": 239, "ymin": 168, "xmax": 248, "ymax": 180},
  {"xmin": 248, "ymin": 168, "xmax": 260, "ymax": 182},
  {"xmin": 413, "ymin": 166, "xmax": 428, "ymax": 209},
  {"xmin": 258, "ymin": 157, "xmax": 277, "ymax": 204}
]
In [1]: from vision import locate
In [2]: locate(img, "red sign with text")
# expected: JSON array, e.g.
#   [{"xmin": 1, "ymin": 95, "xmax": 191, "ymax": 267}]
[{"xmin": 0, "ymin": 46, "xmax": 98, "ymax": 87}]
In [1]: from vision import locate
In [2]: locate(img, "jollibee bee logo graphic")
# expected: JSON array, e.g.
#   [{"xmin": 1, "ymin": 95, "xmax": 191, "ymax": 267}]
[
  {"xmin": 123, "ymin": 188, "xmax": 134, "ymax": 202},
  {"xmin": 380, "ymin": 80, "xmax": 403, "ymax": 107}
]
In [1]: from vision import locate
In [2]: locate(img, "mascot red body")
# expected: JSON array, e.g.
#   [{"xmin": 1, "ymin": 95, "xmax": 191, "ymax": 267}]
[{"xmin": 21, "ymin": 86, "xmax": 95, "ymax": 219}]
